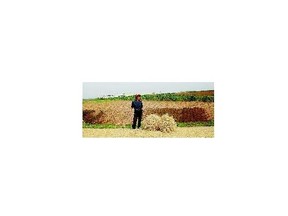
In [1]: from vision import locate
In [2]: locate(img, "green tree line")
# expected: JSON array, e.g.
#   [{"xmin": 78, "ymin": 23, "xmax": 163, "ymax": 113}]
[{"xmin": 94, "ymin": 93, "xmax": 214, "ymax": 102}]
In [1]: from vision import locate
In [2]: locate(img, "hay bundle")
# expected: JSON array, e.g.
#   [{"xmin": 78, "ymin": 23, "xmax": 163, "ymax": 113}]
[
  {"xmin": 159, "ymin": 114, "xmax": 177, "ymax": 133},
  {"xmin": 142, "ymin": 114, "xmax": 177, "ymax": 133},
  {"xmin": 142, "ymin": 114, "xmax": 161, "ymax": 131}
]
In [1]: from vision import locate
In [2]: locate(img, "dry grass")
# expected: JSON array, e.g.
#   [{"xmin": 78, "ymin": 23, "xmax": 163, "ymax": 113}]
[
  {"xmin": 159, "ymin": 114, "xmax": 177, "ymax": 133},
  {"xmin": 83, "ymin": 100, "xmax": 214, "ymax": 125},
  {"xmin": 83, "ymin": 127, "xmax": 214, "ymax": 138},
  {"xmin": 142, "ymin": 114, "xmax": 177, "ymax": 133},
  {"xmin": 142, "ymin": 114, "xmax": 162, "ymax": 131}
]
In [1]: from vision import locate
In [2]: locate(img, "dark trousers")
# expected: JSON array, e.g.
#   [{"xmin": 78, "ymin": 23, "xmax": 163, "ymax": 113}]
[{"xmin": 132, "ymin": 110, "xmax": 142, "ymax": 129}]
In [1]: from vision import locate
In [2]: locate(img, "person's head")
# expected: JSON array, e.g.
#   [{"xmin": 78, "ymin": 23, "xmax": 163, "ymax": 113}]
[{"xmin": 135, "ymin": 94, "xmax": 141, "ymax": 101}]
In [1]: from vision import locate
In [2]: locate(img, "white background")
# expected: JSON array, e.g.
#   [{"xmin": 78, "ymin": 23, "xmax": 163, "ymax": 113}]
[{"xmin": 1, "ymin": 0, "xmax": 288, "ymax": 216}]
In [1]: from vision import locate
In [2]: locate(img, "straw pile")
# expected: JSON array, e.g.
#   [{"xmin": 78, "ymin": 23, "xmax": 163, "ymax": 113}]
[
  {"xmin": 142, "ymin": 114, "xmax": 161, "ymax": 131},
  {"xmin": 159, "ymin": 114, "xmax": 177, "ymax": 133},
  {"xmin": 142, "ymin": 114, "xmax": 177, "ymax": 133}
]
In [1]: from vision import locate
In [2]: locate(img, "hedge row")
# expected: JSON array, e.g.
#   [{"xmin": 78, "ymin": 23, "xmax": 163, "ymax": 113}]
[{"xmin": 95, "ymin": 93, "xmax": 214, "ymax": 102}]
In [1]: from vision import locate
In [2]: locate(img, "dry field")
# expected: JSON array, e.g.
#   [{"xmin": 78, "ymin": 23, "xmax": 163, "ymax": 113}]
[
  {"xmin": 83, "ymin": 127, "xmax": 214, "ymax": 138},
  {"xmin": 83, "ymin": 100, "xmax": 214, "ymax": 125}
]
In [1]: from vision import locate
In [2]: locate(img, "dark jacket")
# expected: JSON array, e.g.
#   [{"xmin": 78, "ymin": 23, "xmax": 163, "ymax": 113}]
[{"xmin": 131, "ymin": 100, "xmax": 143, "ymax": 111}]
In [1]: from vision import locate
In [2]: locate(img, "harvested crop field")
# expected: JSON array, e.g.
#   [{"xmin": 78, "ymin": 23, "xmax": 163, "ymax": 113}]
[
  {"xmin": 83, "ymin": 127, "xmax": 214, "ymax": 138},
  {"xmin": 83, "ymin": 100, "xmax": 214, "ymax": 125}
]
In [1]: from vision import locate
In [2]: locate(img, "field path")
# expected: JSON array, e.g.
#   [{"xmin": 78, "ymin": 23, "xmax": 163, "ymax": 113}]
[{"xmin": 83, "ymin": 127, "xmax": 214, "ymax": 138}]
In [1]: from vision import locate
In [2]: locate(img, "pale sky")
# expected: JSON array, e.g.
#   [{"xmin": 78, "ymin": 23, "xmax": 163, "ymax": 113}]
[{"xmin": 83, "ymin": 82, "xmax": 214, "ymax": 99}]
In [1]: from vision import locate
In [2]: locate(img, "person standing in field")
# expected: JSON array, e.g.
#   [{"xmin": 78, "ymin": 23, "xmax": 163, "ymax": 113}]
[{"xmin": 131, "ymin": 94, "xmax": 143, "ymax": 129}]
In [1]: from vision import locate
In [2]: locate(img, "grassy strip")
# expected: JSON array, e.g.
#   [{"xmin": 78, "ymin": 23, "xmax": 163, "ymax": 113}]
[
  {"xmin": 83, "ymin": 120, "xmax": 214, "ymax": 129},
  {"xmin": 83, "ymin": 91, "xmax": 214, "ymax": 102},
  {"xmin": 82, "ymin": 122, "xmax": 131, "ymax": 129},
  {"xmin": 177, "ymin": 120, "xmax": 214, "ymax": 127}
]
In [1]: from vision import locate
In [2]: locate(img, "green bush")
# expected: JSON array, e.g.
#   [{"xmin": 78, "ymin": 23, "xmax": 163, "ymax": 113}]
[{"xmin": 87, "ymin": 92, "xmax": 214, "ymax": 102}]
